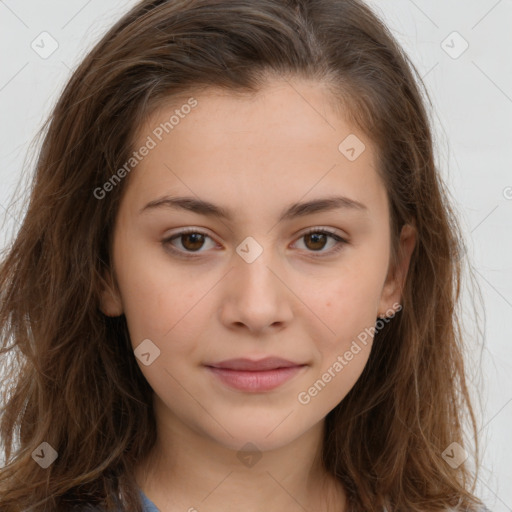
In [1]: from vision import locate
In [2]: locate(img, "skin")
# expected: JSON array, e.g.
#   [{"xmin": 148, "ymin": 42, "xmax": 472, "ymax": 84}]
[{"xmin": 100, "ymin": 78, "xmax": 416, "ymax": 512}]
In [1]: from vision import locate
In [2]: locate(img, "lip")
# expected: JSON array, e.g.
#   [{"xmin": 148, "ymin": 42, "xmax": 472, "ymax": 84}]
[
  {"xmin": 206, "ymin": 357, "xmax": 303, "ymax": 371},
  {"xmin": 204, "ymin": 357, "xmax": 307, "ymax": 392}
]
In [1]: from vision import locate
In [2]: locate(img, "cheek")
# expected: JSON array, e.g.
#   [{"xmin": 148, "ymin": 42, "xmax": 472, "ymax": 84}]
[
  {"xmin": 302, "ymin": 258, "xmax": 384, "ymax": 397},
  {"xmin": 312, "ymin": 264, "xmax": 384, "ymax": 342},
  {"xmin": 296, "ymin": 317, "xmax": 373, "ymax": 416},
  {"xmin": 114, "ymin": 246, "xmax": 209, "ymax": 353},
  {"xmin": 299, "ymin": 285, "xmax": 376, "ymax": 412}
]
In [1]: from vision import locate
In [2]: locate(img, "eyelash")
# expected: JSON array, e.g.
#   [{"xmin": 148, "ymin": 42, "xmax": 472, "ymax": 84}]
[{"xmin": 162, "ymin": 227, "xmax": 348, "ymax": 259}]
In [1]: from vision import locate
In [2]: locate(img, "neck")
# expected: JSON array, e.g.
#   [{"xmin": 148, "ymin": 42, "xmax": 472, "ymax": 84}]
[{"xmin": 134, "ymin": 397, "xmax": 346, "ymax": 512}]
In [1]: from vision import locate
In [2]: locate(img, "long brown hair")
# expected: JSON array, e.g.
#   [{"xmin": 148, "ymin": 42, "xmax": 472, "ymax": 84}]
[{"xmin": 0, "ymin": 1, "xmax": 486, "ymax": 510}]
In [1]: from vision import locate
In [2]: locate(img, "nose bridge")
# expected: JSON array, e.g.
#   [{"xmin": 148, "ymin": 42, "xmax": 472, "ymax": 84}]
[
  {"xmin": 219, "ymin": 234, "xmax": 292, "ymax": 332},
  {"xmin": 233, "ymin": 234, "xmax": 281, "ymax": 295}
]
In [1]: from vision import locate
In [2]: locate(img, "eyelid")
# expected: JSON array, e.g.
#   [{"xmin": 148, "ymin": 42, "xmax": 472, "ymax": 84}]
[
  {"xmin": 163, "ymin": 225, "xmax": 348, "ymax": 240},
  {"xmin": 163, "ymin": 226, "xmax": 217, "ymax": 245},
  {"xmin": 292, "ymin": 226, "xmax": 349, "ymax": 257},
  {"xmin": 299, "ymin": 225, "xmax": 347, "ymax": 238},
  {"xmin": 162, "ymin": 226, "xmax": 349, "ymax": 257}
]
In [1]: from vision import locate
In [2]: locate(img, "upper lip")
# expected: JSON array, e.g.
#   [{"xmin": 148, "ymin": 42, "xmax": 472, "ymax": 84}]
[{"xmin": 205, "ymin": 357, "xmax": 305, "ymax": 371}]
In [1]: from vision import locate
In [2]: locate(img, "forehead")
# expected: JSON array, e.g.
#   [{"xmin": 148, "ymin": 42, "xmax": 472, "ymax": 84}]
[
  {"xmin": 123, "ymin": 79, "xmax": 387, "ymax": 219},
  {"xmin": 141, "ymin": 80, "xmax": 355, "ymax": 151}
]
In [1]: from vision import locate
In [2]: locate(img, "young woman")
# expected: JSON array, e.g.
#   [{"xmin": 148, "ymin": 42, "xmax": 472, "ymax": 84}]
[{"xmin": 0, "ymin": 1, "xmax": 490, "ymax": 511}]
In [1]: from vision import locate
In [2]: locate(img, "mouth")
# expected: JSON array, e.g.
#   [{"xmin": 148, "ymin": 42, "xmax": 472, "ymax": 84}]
[{"xmin": 204, "ymin": 357, "xmax": 307, "ymax": 392}]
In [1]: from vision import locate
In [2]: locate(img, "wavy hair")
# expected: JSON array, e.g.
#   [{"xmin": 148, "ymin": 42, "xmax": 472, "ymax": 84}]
[{"xmin": 0, "ymin": 0, "xmax": 485, "ymax": 510}]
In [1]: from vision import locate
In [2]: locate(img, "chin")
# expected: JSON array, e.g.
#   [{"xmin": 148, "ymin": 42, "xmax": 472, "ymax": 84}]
[{"xmin": 200, "ymin": 413, "xmax": 316, "ymax": 453}]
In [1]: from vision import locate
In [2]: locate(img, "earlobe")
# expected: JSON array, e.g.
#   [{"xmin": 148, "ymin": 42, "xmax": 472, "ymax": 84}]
[
  {"xmin": 98, "ymin": 271, "xmax": 123, "ymax": 317},
  {"xmin": 378, "ymin": 222, "xmax": 417, "ymax": 316}
]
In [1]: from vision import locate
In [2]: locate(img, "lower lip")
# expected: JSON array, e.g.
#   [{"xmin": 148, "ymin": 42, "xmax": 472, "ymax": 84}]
[{"xmin": 206, "ymin": 365, "xmax": 305, "ymax": 392}]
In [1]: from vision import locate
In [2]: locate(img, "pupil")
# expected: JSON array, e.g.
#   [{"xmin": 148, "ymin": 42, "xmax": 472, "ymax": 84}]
[
  {"xmin": 184, "ymin": 233, "xmax": 204, "ymax": 251},
  {"xmin": 306, "ymin": 233, "xmax": 326, "ymax": 250},
  {"xmin": 180, "ymin": 233, "xmax": 328, "ymax": 252}
]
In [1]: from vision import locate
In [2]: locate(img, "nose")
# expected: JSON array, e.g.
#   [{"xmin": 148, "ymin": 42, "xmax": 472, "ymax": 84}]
[{"xmin": 218, "ymin": 246, "xmax": 294, "ymax": 334}]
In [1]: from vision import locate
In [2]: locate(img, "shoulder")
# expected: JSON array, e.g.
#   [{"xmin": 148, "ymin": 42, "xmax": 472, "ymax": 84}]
[
  {"xmin": 382, "ymin": 506, "xmax": 492, "ymax": 512},
  {"xmin": 444, "ymin": 506, "xmax": 491, "ymax": 512},
  {"xmin": 450, "ymin": 506, "xmax": 492, "ymax": 512},
  {"xmin": 140, "ymin": 489, "xmax": 160, "ymax": 511},
  {"xmin": 70, "ymin": 489, "xmax": 158, "ymax": 512}
]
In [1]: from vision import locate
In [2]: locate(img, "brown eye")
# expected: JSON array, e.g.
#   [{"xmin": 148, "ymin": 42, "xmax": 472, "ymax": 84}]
[
  {"xmin": 294, "ymin": 228, "xmax": 348, "ymax": 257},
  {"xmin": 179, "ymin": 232, "xmax": 206, "ymax": 251},
  {"xmin": 162, "ymin": 229, "xmax": 216, "ymax": 255},
  {"xmin": 303, "ymin": 232, "xmax": 329, "ymax": 251}
]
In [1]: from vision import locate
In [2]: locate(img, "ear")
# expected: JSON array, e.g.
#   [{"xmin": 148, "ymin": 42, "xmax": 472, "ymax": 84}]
[
  {"xmin": 98, "ymin": 268, "xmax": 124, "ymax": 317},
  {"xmin": 377, "ymin": 222, "xmax": 416, "ymax": 317}
]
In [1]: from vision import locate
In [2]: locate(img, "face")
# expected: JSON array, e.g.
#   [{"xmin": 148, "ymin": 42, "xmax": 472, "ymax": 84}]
[{"xmin": 100, "ymin": 78, "xmax": 415, "ymax": 452}]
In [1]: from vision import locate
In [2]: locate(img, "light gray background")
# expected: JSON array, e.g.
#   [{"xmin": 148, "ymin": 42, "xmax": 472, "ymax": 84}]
[{"xmin": 0, "ymin": 1, "xmax": 511, "ymax": 510}]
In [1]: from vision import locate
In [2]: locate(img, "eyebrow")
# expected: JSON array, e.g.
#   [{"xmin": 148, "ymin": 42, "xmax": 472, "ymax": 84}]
[{"xmin": 139, "ymin": 195, "xmax": 368, "ymax": 222}]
